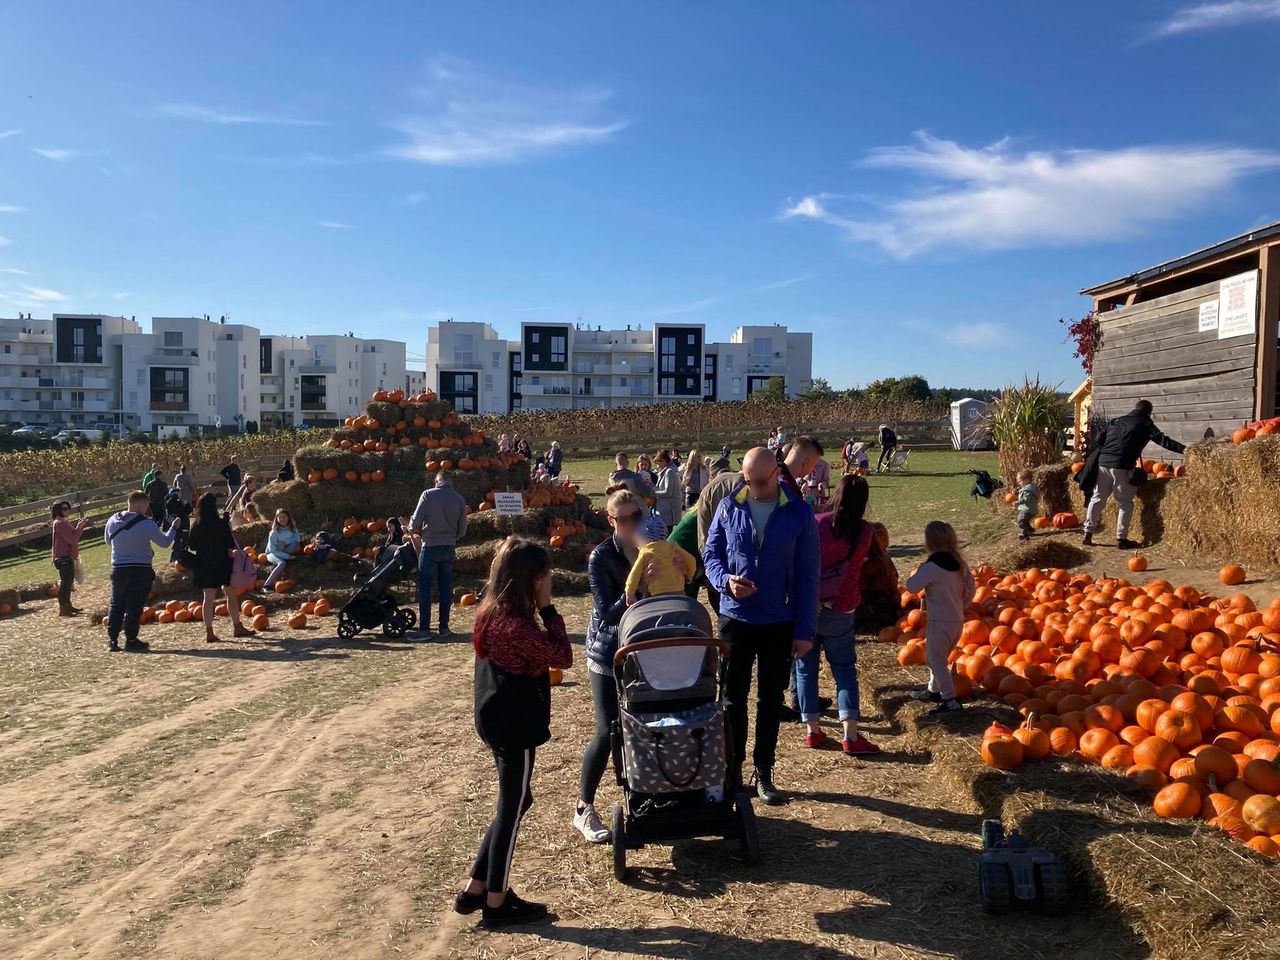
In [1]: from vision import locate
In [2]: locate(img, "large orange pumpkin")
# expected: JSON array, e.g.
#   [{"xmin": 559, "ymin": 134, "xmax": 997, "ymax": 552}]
[
  {"xmin": 1219, "ymin": 564, "xmax": 1247, "ymax": 586},
  {"xmin": 1153, "ymin": 782, "xmax": 1202, "ymax": 819}
]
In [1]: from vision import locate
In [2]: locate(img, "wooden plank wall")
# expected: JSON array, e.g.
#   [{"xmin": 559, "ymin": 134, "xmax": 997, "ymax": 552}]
[{"xmin": 1092, "ymin": 276, "xmax": 1256, "ymax": 460}]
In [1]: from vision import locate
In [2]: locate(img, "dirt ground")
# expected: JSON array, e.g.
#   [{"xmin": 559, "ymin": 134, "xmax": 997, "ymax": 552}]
[{"xmin": 0, "ymin": 530, "xmax": 1275, "ymax": 960}]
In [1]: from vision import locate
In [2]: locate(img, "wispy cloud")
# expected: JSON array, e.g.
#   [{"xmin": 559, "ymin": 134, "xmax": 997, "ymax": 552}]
[
  {"xmin": 225, "ymin": 152, "xmax": 356, "ymax": 167},
  {"xmin": 0, "ymin": 130, "xmax": 21, "ymax": 140},
  {"xmin": 645, "ymin": 293, "xmax": 734, "ymax": 317},
  {"xmin": 111, "ymin": 292, "xmax": 131, "ymax": 301},
  {"xmin": 0, "ymin": 205, "xmax": 21, "ymax": 214},
  {"xmin": 944, "ymin": 322, "xmax": 1008, "ymax": 349},
  {"xmin": 406, "ymin": 190, "xmax": 428, "ymax": 206},
  {"xmin": 756, "ymin": 273, "xmax": 816, "ymax": 292},
  {"xmin": 20, "ymin": 285, "xmax": 66, "ymax": 303},
  {"xmin": 386, "ymin": 55, "xmax": 627, "ymax": 166},
  {"xmin": 316, "ymin": 220, "xmax": 355, "ymax": 230},
  {"xmin": 1150, "ymin": 0, "xmax": 1280, "ymax": 37},
  {"xmin": 1, "ymin": 266, "xmax": 31, "ymax": 275},
  {"xmin": 0, "ymin": 235, "xmax": 10, "ymax": 247},
  {"xmin": 33, "ymin": 147, "xmax": 104, "ymax": 162},
  {"xmin": 783, "ymin": 132, "xmax": 1279, "ymax": 257},
  {"xmin": 155, "ymin": 102, "xmax": 325, "ymax": 126}
]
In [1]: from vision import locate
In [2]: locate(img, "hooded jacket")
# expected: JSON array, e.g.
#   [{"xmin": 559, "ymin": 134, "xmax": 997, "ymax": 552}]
[
  {"xmin": 1093, "ymin": 411, "xmax": 1185, "ymax": 468},
  {"xmin": 702, "ymin": 480, "xmax": 820, "ymax": 641}
]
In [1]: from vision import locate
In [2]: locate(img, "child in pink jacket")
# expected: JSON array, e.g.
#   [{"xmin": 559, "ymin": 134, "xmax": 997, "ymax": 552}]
[{"xmin": 905, "ymin": 521, "xmax": 974, "ymax": 716}]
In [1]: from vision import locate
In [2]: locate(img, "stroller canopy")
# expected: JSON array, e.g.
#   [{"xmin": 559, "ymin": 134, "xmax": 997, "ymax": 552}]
[{"xmin": 618, "ymin": 595, "xmax": 716, "ymax": 691}]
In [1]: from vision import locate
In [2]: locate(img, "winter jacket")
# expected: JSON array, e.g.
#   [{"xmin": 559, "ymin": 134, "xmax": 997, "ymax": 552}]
[
  {"xmin": 695, "ymin": 468, "xmax": 740, "ymax": 552},
  {"xmin": 473, "ymin": 604, "xmax": 572, "ymax": 749},
  {"xmin": 654, "ymin": 464, "xmax": 681, "ymax": 526},
  {"xmin": 879, "ymin": 426, "xmax": 898, "ymax": 448},
  {"xmin": 703, "ymin": 480, "xmax": 820, "ymax": 641},
  {"xmin": 265, "ymin": 525, "xmax": 301, "ymax": 564},
  {"xmin": 586, "ymin": 535, "xmax": 634, "ymax": 675},
  {"xmin": 408, "ymin": 479, "xmax": 469, "ymax": 548},
  {"xmin": 546, "ymin": 447, "xmax": 563, "ymax": 476},
  {"xmin": 51, "ymin": 517, "xmax": 83, "ymax": 561},
  {"xmin": 1094, "ymin": 411, "xmax": 1185, "ymax": 468},
  {"xmin": 817, "ymin": 513, "xmax": 874, "ymax": 614},
  {"xmin": 104, "ymin": 510, "xmax": 176, "ymax": 568},
  {"xmin": 1015, "ymin": 483, "xmax": 1040, "ymax": 518},
  {"xmin": 905, "ymin": 552, "xmax": 975, "ymax": 624}
]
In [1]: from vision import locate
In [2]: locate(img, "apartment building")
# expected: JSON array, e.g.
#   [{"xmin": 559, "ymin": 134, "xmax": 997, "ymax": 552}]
[
  {"xmin": 423, "ymin": 319, "xmax": 812, "ymax": 414},
  {"xmin": 0, "ymin": 314, "xmax": 408, "ymax": 433}
]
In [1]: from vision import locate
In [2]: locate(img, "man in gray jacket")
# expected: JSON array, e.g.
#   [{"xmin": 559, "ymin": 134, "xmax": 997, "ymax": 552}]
[
  {"xmin": 104, "ymin": 491, "xmax": 178, "ymax": 652},
  {"xmin": 408, "ymin": 470, "xmax": 469, "ymax": 640},
  {"xmin": 175, "ymin": 463, "xmax": 197, "ymax": 507}
]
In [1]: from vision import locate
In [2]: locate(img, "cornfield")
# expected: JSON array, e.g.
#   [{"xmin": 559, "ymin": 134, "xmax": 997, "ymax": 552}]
[
  {"xmin": 0, "ymin": 432, "xmax": 304, "ymax": 505},
  {"xmin": 986, "ymin": 378, "xmax": 1067, "ymax": 483}
]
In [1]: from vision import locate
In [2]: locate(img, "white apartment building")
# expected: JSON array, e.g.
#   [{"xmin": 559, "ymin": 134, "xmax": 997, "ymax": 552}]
[
  {"xmin": 405, "ymin": 369, "xmax": 426, "ymax": 396},
  {"xmin": 0, "ymin": 314, "xmax": 409, "ymax": 433},
  {"xmin": 423, "ymin": 319, "xmax": 812, "ymax": 414}
]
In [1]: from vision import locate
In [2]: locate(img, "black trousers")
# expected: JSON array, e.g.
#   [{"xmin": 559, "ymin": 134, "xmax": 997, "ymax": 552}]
[
  {"xmin": 579, "ymin": 670, "xmax": 619, "ymax": 805},
  {"xmin": 471, "ymin": 746, "xmax": 535, "ymax": 894},
  {"xmin": 720, "ymin": 617, "xmax": 793, "ymax": 774},
  {"xmin": 876, "ymin": 444, "xmax": 897, "ymax": 471},
  {"xmin": 53, "ymin": 557, "xmax": 75, "ymax": 607},
  {"xmin": 107, "ymin": 566, "xmax": 155, "ymax": 643}
]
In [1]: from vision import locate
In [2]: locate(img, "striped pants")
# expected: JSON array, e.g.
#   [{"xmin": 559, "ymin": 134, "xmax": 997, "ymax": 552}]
[{"xmin": 470, "ymin": 746, "xmax": 535, "ymax": 894}]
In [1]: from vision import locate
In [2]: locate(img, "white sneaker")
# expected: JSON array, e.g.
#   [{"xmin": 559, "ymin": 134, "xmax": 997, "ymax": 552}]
[{"xmin": 573, "ymin": 804, "xmax": 611, "ymax": 844}]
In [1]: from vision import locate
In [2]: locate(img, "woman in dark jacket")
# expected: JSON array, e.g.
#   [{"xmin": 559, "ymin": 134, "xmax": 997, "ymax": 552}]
[
  {"xmin": 573, "ymin": 487, "xmax": 646, "ymax": 845},
  {"xmin": 188, "ymin": 492, "xmax": 253, "ymax": 642}
]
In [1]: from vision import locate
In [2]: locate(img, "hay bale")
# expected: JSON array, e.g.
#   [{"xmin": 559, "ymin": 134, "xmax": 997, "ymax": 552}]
[
  {"xmin": 463, "ymin": 500, "xmax": 590, "ymax": 542},
  {"xmin": 309, "ymin": 479, "xmax": 424, "ymax": 522},
  {"xmin": 0, "ymin": 587, "xmax": 21, "ymax": 610},
  {"xmin": 978, "ymin": 536, "xmax": 1090, "ymax": 574},
  {"xmin": 251, "ymin": 479, "xmax": 315, "ymax": 523},
  {"xmin": 1032, "ymin": 462, "xmax": 1073, "ymax": 516},
  {"xmin": 232, "ymin": 519, "xmax": 273, "ymax": 549},
  {"xmin": 1066, "ymin": 475, "xmax": 1169, "ymax": 546}
]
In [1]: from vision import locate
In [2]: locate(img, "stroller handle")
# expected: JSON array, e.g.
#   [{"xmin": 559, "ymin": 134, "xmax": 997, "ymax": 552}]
[{"xmin": 613, "ymin": 636, "xmax": 730, "ymax": 665}]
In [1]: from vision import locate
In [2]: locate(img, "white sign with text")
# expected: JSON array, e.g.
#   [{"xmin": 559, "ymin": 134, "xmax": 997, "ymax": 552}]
[
  {"xmin": 493, "ymin": 492, "xmax": 525, "ymax": 516},
  {"xmin": 1198, "ymin": 299, "xmax": 1219, "ymax": 333},
  {"xmin": 1218, "ymin": 270, "xmax": 1258, "ymax": 340}
]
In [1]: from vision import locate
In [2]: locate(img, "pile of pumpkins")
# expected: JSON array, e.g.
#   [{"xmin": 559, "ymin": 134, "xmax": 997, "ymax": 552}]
[
  {"xmin": 519, "ymin": 480, "xmax": 581, "ymax": 509},
  {"xmin": 895, "ymin": 565, "xmax": 1280, "ymax": 859},
  {"xmin": 109, "ymin": 596, "xmax": 335, "ymax": 632},
  {"xmin": 308, "ymin": 467, "xmax": 387, "ymax": 484},
  {"xmin": 547, "ymin": 516, "xmax": 589, "ymax": 549},
  {"xmin": 1233, "ymin": 417, "xmax": 1280, "ymax": 443}
]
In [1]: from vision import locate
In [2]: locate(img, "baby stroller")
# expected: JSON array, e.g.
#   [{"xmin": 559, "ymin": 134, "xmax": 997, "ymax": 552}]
[
  {"xmin": 609, "ymin": 594, "xmax": 760, "ymax": 880},
  {"xmin": 336, "ymin": 544, "xmax": 417, "ymax": 639}
]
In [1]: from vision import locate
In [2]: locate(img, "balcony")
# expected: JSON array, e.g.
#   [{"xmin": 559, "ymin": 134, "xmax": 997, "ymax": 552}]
[
  {"xmin": 298, "ymin": 363, "xmax": 336, "ymax": 375},
  {"xmin": 150, "ymin": 400, "xmax": 189, "ymax": 411},
  {"xmin": 146, "ymin": 351, "xmax": 199, "ymax": 366},
  {"xmin": 300, "ymin": 401, "xmax": 330, "ymax": 412}
]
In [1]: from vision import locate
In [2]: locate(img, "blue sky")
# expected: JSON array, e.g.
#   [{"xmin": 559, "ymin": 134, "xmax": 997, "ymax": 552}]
[{"xmin": 3, "ymin": 1, "xmax": 1280, "ymax": 389}]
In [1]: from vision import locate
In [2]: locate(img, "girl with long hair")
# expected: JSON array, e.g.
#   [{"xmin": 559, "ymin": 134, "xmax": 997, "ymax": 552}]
[
  {"xmin": 680, "ymin": 448, "xmax": 709, "ymax": 508},
  {"xmin": 795, "ymin": 475, "xmax": 880, "ymax": 754},
  {"xmin": 458, "ymin": 537, "xmax": 571, "ymax": 928},
  {"xmin": 262, "ymin": 509, "xmax": 300, "ymax": 590},
  {"xmin": 188, "ymin": 492, "xmax": 253, "ymax": 642}
]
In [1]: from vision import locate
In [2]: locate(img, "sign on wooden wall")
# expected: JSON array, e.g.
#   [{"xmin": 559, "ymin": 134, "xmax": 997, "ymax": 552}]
[{"xmin": 1218, "ymin": 271, "xmax": 1257, "ymax": 340}]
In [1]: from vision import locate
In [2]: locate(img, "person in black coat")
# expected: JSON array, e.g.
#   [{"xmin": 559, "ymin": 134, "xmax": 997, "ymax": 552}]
[
  {"xmin": 187, "ymin": 492, "xmax": 255, "ymax": 642},
  {"xmin": 1081, "ymin": 399, "xmax": 1185, "ymax": 549},
  {"xmin": 875, "ymin": 424, "xmax": 898, "ymax": 473}
]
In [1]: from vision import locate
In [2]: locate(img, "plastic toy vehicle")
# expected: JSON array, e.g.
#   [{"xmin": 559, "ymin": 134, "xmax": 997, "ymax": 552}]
[{"xmin": 978, "ymin": 819, "xmax": 1069, "ymax": 914}]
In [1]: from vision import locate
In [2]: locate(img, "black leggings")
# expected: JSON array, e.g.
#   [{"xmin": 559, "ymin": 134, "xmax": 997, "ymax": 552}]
[
  {"xmin": 470, "ymin": 746, "xmax": 535, "ymax": 894},
  {"xmin": 53, "ymin": 557, "xmax": 75, "ymax": 607},
  {"xmin": 578, "ymin": 670, "xmax": 619, "ymax": 806}
]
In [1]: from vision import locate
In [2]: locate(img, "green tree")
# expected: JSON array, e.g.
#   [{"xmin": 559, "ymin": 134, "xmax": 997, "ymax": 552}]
[
  {"xmin": 800, "ymin": 377, "xmax": 835, "ymax": 401},
  {"xmin": 751, "ymin": 376, "xmax": 787, "ymax": 402}
]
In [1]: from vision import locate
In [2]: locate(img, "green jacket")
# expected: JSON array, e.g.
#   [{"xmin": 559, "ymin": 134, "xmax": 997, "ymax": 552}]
[{"xmin": 668, "ymin": 508, "xmax": 702, "ymax": 599}]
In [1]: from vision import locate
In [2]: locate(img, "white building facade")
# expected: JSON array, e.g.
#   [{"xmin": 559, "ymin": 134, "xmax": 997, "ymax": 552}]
[
  {"xmin": 423, "ymin": 319, "xmax": 812, "ymax": 414},
  {"xmin": 0, "ymin": 314, "xmax": 410, "ymax": 433}
]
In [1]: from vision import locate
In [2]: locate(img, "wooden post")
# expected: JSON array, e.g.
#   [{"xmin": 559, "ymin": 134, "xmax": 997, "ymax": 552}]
[{"xmin": 1257, "ymin": 243, "xmax": 1280, "ymax": 421}]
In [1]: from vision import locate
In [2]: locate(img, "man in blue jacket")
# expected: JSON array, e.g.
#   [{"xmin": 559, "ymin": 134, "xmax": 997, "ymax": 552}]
[{"xmin": 703, "ymin": 446, "xmax": 820, "ymax": 805}]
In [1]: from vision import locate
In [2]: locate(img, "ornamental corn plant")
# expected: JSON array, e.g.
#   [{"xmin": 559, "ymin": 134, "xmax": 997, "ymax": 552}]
[{"xmin": 986, "ymin": 378, "xmax": 1067, "ymax": 483}]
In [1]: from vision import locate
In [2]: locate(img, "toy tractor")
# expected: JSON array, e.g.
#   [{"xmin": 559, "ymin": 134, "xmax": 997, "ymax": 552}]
[{"xmin": 978, "ymin": 819, "xmax": 1069, "ymax": 915}]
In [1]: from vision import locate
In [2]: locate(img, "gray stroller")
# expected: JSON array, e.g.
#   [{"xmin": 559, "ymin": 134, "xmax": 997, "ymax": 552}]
[{"xmin": 609, "ymin": 594, "xmax": 760, "ymax": 880}]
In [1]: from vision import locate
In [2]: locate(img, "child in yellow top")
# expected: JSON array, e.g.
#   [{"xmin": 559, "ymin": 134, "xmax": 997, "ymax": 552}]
[{"xmin": 626, "ymin": 513, "xmax": 697, "ymax": 603}]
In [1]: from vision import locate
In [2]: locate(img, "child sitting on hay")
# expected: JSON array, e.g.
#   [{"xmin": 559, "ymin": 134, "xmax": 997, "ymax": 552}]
[{"xmin": 311, "ymin": 515, "xmax": 358, "ymax": 568}]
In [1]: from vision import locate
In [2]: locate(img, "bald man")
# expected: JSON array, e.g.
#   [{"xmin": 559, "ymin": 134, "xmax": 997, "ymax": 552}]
[{"xmin": 703, "ymin": 446, "xmax": 820, "ymax": 805}]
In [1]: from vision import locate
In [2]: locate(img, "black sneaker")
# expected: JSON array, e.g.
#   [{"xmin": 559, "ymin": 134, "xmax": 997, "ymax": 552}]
[
  {"xmin": 909, "ymin": 689, "xmax": 941, "ymax": 703},
  {"xmin": 480, "ymin": 892, "xmax": 548, "ymax": 928},
  {"xmin": 929, "ymin": 698, "xmax": 963, "ymax": 716},
  {"xmin": 454, "ymin": 889, "xmax": 486, "ymax": 916},
  {"xmin": 752, "ymin": 767, "xmax": 785, "ymax": 806},
  {"xmin": 1117, "ymin": 538, "xmax": 1140, "ymax": 550},
  {"xmin": 1081, "ymin": 533, "xmax": 1094, "ymax": 546},
  {"xmin": 108, "ymin": 639, "xmax": 120, "ymax": 653},
  {"xmin": 123, "ymin": 639, "xmax": 150, "ymax": 652}
]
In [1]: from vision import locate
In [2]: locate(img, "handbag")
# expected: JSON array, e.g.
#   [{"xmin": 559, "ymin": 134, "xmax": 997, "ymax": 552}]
[
  {"xmin": 230, "ymin": 548, "xmax": 257, "ymax": 590},
  {"xmin": 73, "ymin": 556, "xmax": 85, "ymax": 586}
]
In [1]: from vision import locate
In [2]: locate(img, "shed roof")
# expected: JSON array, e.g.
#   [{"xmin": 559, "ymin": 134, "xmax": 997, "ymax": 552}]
[{"xmin": 1081, "ymin": 220, "xmax": 1280, "ymax": 296}]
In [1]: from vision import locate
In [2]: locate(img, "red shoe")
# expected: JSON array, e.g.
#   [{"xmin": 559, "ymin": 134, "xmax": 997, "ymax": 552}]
[
  {"xmin": 842, "ymin": 735, "xmax": 882, "ymax": 756},
  {"xmin": 804, "ymin": 729, "xmax": 828, "ymax": 749}
]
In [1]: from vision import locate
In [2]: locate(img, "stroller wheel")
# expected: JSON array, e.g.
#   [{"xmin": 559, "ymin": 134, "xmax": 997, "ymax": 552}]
[
  {"xmin": 735, "ymin": 792, "xmax": 761, "ymax": 867},
  {"xmin": 611, "ymin": 803, "xmax": 627, "ymax": 882},
  {"xmin": 337, "ymin": 616, "xmax": 358, "ymax": 640},
  {"xmin": 383, "ymin": 616, "xmax": 407, "ymax": 639},
  {"xmin": 396, "ymin": 608, "xmax": 416, "ymax": 629}
]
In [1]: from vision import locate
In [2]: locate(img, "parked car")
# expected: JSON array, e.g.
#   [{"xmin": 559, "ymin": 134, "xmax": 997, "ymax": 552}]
[
  {"xmin": 53, "ymin": 428, "xmax": 104, "ymax": 445},
  {"xmin": 12, "ymin": 425, "xmax": 49, "ymax": 437}
]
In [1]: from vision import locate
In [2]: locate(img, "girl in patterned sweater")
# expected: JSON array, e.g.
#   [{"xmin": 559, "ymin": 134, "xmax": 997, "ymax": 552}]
[{"xmin": 457, "ymin": 537, "xmax": 572, "ymax": 929}]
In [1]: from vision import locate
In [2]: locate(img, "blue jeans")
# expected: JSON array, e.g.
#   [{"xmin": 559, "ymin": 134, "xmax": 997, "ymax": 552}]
[
  {"xmin": 418, "ymin": 544, "xmax": 456, "ymax": 631},
  {"xmin": 794, "ymin": 607, "xmax": 859, "ymax": 722}
]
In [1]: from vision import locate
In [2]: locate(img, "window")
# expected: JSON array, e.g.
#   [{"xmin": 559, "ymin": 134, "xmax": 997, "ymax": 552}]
[
  {"xmin": 619, "ymin": 377, "xmax": 627, "ymax": 387},
  {"xmin": 704, "ymin": 356, "xmax": 714, "ymax": 372},
  {"xmin": 484, "ymin": 373, "xmax": 493, "ymax": 390},
  {"xmin": 531, "ymin": 375, "xmax": 540, "ymax": 385},
  {"xmin": 661, "ymin": 354, "xmax": 674, "ymax": 373},
  {"xmin": 752, "ymin": 337, "xmax": 770, "ymax": 355},
  {"xmin": 550, "ymin": 335, "xmax": 566, "ymax": 365},
  {"xmin": 731, "ymin": 377, "xmax": 742, "ymax": 395},
  {"xmin": 687, "ymin": 333, "xmax": 695, "ymax": 344},
  {"xmin": 531, "ymin": 332, "xmax": 540, "ymax": 343},
  {"xmin": 492, "ymin": 351, "xmax": 501, "ymax": 369},
  {"xmin": 704, "ymin": 378, "xmax": 713, "ymax": 394},
  {"xmin": 659, "ymin": 377, "xmax": 675, "ymax": 396},
  {"xmin": 724, "ymin": 354, "xmax": 734, "ymax": 371},
  {"xmin": 164, "ymin": 331, "xmax": 183, "ymax": 347},
  {"xmin": 685, "ymin": 376, "xmax": 695, "ymax": 391}
]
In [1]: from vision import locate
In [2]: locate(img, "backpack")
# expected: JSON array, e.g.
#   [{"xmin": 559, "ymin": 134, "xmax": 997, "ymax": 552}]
[
  {"xmin": 230, "ymin": 548, "xmax": 256, "ymax": 589},
  {"xmin": 969, "ymin": 469, "xmax": 1002, "ymax": 500},
  {"xmin": 818, "ymin": 520, "xmax": 872, "ymax": 604}
]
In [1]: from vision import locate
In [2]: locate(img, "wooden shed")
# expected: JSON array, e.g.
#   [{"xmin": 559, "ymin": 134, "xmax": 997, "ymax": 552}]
[{"xmin": 1081, "ymin": 223, "xmax": 1280, "ymax": 457}]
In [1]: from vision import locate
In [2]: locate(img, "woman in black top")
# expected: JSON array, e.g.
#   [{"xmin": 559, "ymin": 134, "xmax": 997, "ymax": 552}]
[{"xmin": 188, "ymin": 492, "xmax": 254, "ymax": 643}]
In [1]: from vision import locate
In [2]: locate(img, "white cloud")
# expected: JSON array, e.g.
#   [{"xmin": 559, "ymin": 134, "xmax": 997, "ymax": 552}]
[
  {"xmin": 33, "ymin": 147, "xmax": 104, "ymax": 162},
  {"xmin": 19, "ymin": 285, "xmax": 66, "ymax": 302},
  {"xmin": 756, "ymin": 273, "xmax": 816, "ymax": 292},
  {"xmin": 943, "ymin": 322, "xmax": 1009, "ymax": 349},
  {"xmin": 226, "ymin": 152, "xmax": 355, "ymax": 167},
  {"xmin": 1152, "ymin": 0, "xmax": 1280, "ymax": 37},
  {"xmin": 111, "ymin": 292, "xmax": 131, "ymax": 301},
  {"xmin": 316, "ymin": 220, "xmax": 355, "ymax": 229},
  {"xmin": 0, "ymin": 235, "xmax": 10, "ymax": 247},
  {"xmin": 0, "ymin": 130, "xmax": 21, "ymax": 139},
  {"xmin": 0, "ymin": 205, "xmax": 21, "ymax": 213},
  {"xmin": 386, "ymin": 55, "xmax": 627, "ymax": 166},
  {"xmin": 406, "ymin": 190, "xmax": 427, "ymax": 206},
  {"xmin": 783, "ymin": 133, "xmax": 1279, "ymax": 257},
  {"xmin": 155, "ymin": 102, "xmax": 325, "ymax": 126},
  {"xmin": 0, "ymin": 266, "xmax": 31, "ymax": 275}
]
